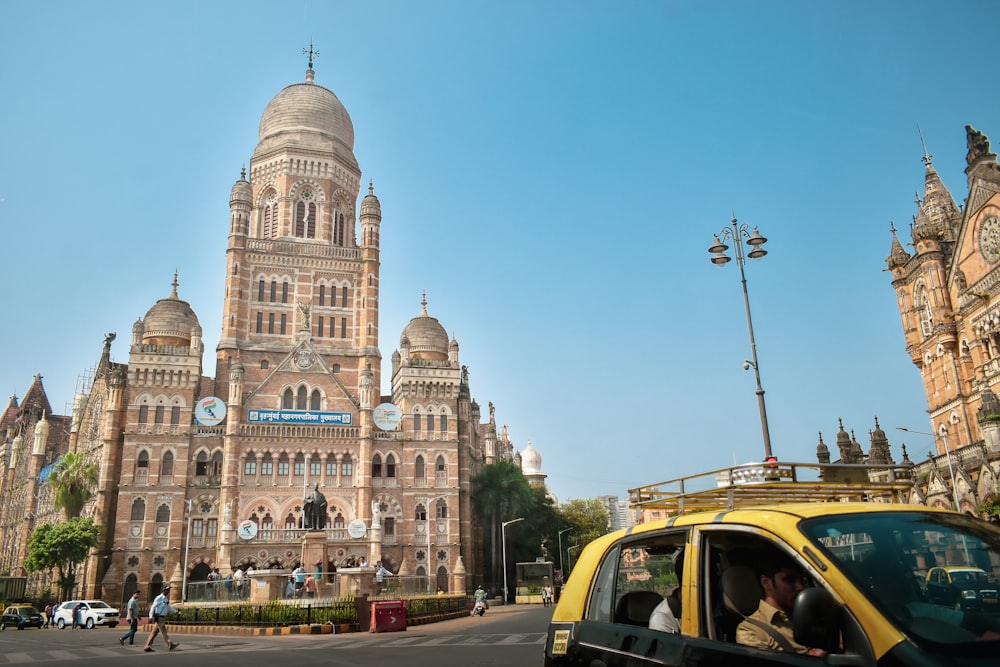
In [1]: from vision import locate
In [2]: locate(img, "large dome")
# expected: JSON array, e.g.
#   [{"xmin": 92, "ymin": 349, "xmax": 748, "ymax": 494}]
[
  {"xmin": 256, "ymin": 70, "xmax": 356, "ymax": 168},
  {"xmin": 400, "ymin": 296, "xmax": 449, "ymax": 361},
  {"xmin": 141, "ymin": 277, "xmax": 201, "ymax": 346}
]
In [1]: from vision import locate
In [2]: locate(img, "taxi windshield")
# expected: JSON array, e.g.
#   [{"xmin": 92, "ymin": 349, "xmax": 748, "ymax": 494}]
[{"xmin": 801, "ymin": 511, "xmax": 1000, "ymax": 649}]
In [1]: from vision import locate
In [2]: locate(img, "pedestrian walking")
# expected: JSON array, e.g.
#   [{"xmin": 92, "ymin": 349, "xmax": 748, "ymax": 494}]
[
  {"xmin": 118, "ymin": 590, "xmax": 140, "ymax": 646},
  {"xmin": 72, "ymin": 603, "xmax": 83, "ymax": 629},
  {"xmin": 43, "ymin": 603, "xmax": 52, "ymax": 628},
  {"xmin": 143, "ymin": 585, "xmax": 179, "ymax": 653},
  {"xmin": 304, "ymin": 573, "xmax": 317, "ymax": 599}
]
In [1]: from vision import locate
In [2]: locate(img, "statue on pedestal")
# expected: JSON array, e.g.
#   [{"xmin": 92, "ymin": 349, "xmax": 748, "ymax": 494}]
[{"xmin": 303, "ymin": 483, "xmax": 327, "ymax": 531}]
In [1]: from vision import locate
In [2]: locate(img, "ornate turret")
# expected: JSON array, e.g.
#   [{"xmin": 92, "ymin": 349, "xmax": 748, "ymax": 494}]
[
  {"xmin": 867, "ymin": 417, "xmax": 894, "ymax": 464},
  {"xmin": 816, "ymin": 432, "xmax": 830, "ymax": 464}
]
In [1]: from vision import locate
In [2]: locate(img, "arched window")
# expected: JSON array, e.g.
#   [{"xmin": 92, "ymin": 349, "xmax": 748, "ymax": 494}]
[
  {"xmin": 436, "ymin": 455, "xmax": 446, "ymax": 473},
  {"xmin": 136, "ymin": 451, "xmax": 149, "ymax": 471},
  {"xmin": 261, "ymin": 190, "xmax": 278, "ymax": 239},
  {"xmin": 372, "ymin": 454, "xmax": 382, "ymax": 478},
  {"xmin": 385, "ymin": 454, "xmax": 396, "ymax": 478},
  {"xmin": 277, "ymin": 453, "xmax": 289, "ymax": 477},
  {"xmin": 415, "ymin": 503, "xmax": 427, "ymax": 521},
  {"xmin": 295, "ymin": 191, "xmax": 317, "ymax": 238},
  {"xmin": 914, "ymin": 281, "xmax": 933, "ymax": 339},
  {"xmin": 259, "ymin": 513, "xmax": 273, "ymax": 540},
  {"xmin": 282, "ymin": 389, "xmax": 294, "ymax": 410},
  {"xmin": 293, "ymin": 453, "xmax": 305, "ymax": 476},
  {"xmin": 310, "ymin": 389, "xmax": 321, "ymax": 410},
  {"xmin": 161, "ymin": 451, "xmax": 174, "ymax": 476},
  {"xmin": 130, "ymin": 498, "xmax": 146, "ymax": 521},
  {"xmin": 196, "ymin": 451, "xmax": 209, "ymax": 476},
  {"xmin": 333, "ymin": 514, "xmax": 345, "ymax": 530},
  {"xmin": 309, "ymin": 454, "xmax": 321, "ymax": 477},
  {"xmin": 244, "ymin": 453, "xmax": 257, "ymax": 477},
  {"xmin": 138, "ymin": 405, "xmax": 149, "ymax": 424},
  {"xmin": 155, "ymin": 504, "xmax": 171, "ymax": 523},
  {"xmin": 261, "ymin": 453, "xmax": 273, "ymax": 476},
  {"xmin": 435, "ymin": 498, "xmax": 448, "ymax": 519},
  {"xmin": 414, "ymin": 455, "xmax": 425, "ymax": 481},
  {"xmin": 212, "ymin": 451, "xmax": 223, "ymax": 476},
  {"xmin": 297, "ymin": 386, "xmax": 308, "ymax": 410},
  {"xmin": 334, "ymin": 212, "xmax": 345, "ymax": 246},
  {"xmin": 284, "ymin": 513, "xmax": 297, "ymax": 533},
  {"xmin": 341, "ymin": 454, "xmax": 353, "ymax": 480}
]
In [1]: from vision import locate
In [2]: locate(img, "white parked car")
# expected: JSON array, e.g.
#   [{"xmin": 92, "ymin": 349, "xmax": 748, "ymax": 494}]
[{"xmin": 53, "ymin": 600, "xmax": 119, "ymax": 629}]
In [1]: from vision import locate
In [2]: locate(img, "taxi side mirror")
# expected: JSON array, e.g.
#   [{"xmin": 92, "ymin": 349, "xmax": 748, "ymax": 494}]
[{"xmin": 793, "ymin": 587, "xmax": 840, "ymax": 652}]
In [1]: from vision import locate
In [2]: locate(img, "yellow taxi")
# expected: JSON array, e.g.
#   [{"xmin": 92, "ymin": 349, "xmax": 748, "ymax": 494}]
[{"xmin": 543, "ymin": 461, "xmax": 1000, "ymax": 666}]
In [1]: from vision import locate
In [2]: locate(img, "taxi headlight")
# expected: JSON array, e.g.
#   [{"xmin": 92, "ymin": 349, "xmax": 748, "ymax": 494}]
[{"xmin": 962, "ymin": 589, "xmax": 978, "ymax": 599}]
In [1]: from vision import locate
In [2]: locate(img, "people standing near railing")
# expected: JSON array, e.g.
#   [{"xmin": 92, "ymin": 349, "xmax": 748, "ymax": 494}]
[{"xmin": 232, "ymin": 567, "xmax": 244, "ymax": 600}]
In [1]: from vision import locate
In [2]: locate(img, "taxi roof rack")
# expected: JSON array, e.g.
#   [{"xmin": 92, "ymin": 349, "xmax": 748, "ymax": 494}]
[{"xmin": 628, "ymin": 461, "xmax": 914, "ymax": 514}]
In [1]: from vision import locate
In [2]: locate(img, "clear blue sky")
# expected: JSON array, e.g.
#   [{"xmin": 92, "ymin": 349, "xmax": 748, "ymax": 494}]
[{"xmin": 2, "ymin": 1, "xmax": 997, "ymax": 503}]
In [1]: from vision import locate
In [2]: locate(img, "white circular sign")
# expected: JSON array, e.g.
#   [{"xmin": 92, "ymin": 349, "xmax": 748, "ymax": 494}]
[
  {"xmin": 195, "ymin": 396, "xmax": 227, "ymax": 426},
  {"xmin": 237, "ymin": 519, "xmax": 258, "ymax": 540},
  {"xmin": 373, "ymin": 403, "xmax": 402, "ymax": 431},
  {"xmin": 347, "ymin": 519, "xmax": 367, "ymax": 539}
]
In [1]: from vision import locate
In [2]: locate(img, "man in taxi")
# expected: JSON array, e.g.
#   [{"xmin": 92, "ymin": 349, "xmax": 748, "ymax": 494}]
[{"xmin": 736, "ymin": 549, "xmax": 826, "ymax": 656}]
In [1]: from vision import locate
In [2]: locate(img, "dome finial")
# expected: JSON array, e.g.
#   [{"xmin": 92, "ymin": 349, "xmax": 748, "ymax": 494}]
[
  {"xmin": 302, "ymin": 40, "xmax": 319, "ymax": 82},
  {"xmin": 171, "ymin": 270, "xmax": 179, "ymax": 299},
  {"xmin": 421, "ymin": 291, "xmax": 428, "ymax": 316}
]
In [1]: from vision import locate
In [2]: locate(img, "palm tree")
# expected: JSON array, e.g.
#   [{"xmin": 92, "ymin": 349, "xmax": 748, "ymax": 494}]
[
  {"xmin": 472, "ymin": 461, "xmax": 533, "ymax": 587},
  {"xmin": 47, "ymin": 451, "xmax": 99, "ymax": 519}
]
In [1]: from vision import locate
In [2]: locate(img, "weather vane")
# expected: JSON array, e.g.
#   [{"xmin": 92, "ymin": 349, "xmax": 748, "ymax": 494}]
[{"xmin": 303, "ymin": 40, "xmax": 320, "ymax": 70}]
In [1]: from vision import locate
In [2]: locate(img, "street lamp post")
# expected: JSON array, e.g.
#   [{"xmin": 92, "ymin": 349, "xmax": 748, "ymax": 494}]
[
  {"xmin": 557, "ymin": 528, "xmax": 573, "ymax": 578},
  {"xmin": 897, "ymin": 426, "xmax": 961, "ymax": 511},
  {"xmin": 501, "ymin": 518, "xmax": 524, "ymax": 604},
  {"xmin": 708, "ymin": 215, "xmax": 773, "ymax": 460},
  {"xmin": 567, "ymin": 545, "xmax": 582, "ymax": 574},
  {"xmin": 181, "ymin": 499, "xmax": 193, "ymax": 602}
]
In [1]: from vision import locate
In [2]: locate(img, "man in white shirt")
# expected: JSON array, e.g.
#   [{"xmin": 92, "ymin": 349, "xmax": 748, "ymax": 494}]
[
  {"xmin": 143, "ymin": 585, "xmax": 179, "ymax": 653},
  {"xmin": 649, "ymin": 550, "xmax": 684, "ymax": 634}
]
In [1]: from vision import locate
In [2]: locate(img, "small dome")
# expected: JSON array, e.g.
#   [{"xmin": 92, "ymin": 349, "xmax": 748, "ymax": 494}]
[
  {"xmin": 361, "ymin": 181, "xmax": 381, "ymax": 217},
  {"xmin": 142, "ymin": 275, "xmax": 201, "ymax": 346},
  {"xmin": 400, "ymin": 294, "xmax": 449, "ymax": 361},
  {"xmin": 231, "ymin": 168, "xmax": 252, "ymax": 204},
  {"xmin": 521, "ymin": 440, "xmax": 542, "ymax": 474},
  {"xmin": 256, "ymin": 70, "xmax": 357, "ymax": 169}
]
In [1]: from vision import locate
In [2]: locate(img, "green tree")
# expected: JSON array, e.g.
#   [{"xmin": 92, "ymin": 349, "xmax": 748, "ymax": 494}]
[
  {"xmin": 23, "ymin": 518, "xmax": 100, "ymax": 599},
  {"xmin": 47, "ymin": 451, "xmax": 99, "ymax": 519},
  {"xmin": 471, "ymin": 461, "xmax": 534, "ymax": 587},
  {"xmin": 559, "ymin": 498, "xmax": 610, "ymax": 573}
]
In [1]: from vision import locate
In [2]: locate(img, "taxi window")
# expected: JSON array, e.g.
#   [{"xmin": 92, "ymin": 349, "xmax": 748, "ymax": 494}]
[
  {"xmin": 584, "ymin": 531, "xmax": 686, "ymax": 627},
  {"xmin": 802, "ymin": 511, "xmax": 1000, "ymax": 653}
]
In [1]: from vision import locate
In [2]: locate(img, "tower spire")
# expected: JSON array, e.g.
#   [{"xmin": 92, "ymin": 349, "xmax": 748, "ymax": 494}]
[{"xmin": 303, "ymin": 40, "xmax": 320, "ymax": 70}]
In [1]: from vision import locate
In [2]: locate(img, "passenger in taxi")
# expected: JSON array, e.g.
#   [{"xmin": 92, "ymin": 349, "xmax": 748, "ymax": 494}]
[
  {"xmin": 735, "ymin": 550, "xmax": 826, "ymax": 656},
  {"xmin": 648, "ymin": 549, "xmax": 684, "ymax": 633}
]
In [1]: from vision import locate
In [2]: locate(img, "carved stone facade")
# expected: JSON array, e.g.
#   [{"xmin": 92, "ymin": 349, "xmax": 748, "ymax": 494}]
[
  {"xmin": 883, "ymin": 125, "xmax": 1000, "ymax": 515},
  {"xmin": 0, "ymin": 64, "xmax": 526, "ymax": 603}
]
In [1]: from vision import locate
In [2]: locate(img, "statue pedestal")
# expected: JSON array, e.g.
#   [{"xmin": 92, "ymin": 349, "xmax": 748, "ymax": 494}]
[{"xmin": 301, "ymin": 530, "xmax": 328, "ymax": 573}]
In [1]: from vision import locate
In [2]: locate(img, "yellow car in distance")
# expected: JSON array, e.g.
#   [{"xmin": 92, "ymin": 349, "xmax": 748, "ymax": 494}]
[{"xmin": 544, "ymin": 461, "xmax": 1000, "ymax": 667}]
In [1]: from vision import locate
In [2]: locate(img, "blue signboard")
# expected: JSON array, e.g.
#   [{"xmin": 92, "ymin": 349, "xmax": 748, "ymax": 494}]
[{"xmin": 246, "ymin": 409, "xmax": 353, "ymax": 425}]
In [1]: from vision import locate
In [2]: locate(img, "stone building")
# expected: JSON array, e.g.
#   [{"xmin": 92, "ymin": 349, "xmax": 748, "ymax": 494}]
[
  {"xmin": 882, "ymin": 124, "xmax": 1000, "ymax": 514},
  {"xmin": 0, "ymin": 376, "xmax": 72, "ymax": 579},
  {"xmin": 0, "ymin": 61, "xmax": 529, "ymax": 602}
]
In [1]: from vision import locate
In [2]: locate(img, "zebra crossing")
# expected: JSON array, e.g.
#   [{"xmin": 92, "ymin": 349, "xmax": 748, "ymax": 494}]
[{"xmin": 0, "ymin": 631, "xmax": 546, "ymax": 662}]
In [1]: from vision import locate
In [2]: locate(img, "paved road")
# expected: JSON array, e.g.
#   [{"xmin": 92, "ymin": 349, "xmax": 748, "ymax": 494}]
[{"xmin": 0, "ymin": 603, "xmax": 552, "ymax": 666}]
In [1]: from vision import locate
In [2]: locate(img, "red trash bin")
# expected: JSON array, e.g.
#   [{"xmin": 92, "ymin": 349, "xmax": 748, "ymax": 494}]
[{"xmin": 369, "ymin": 600, "xmax": 407, "ymax": 633}]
